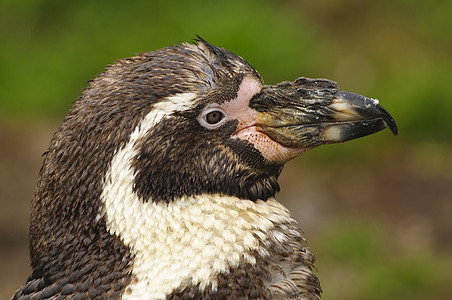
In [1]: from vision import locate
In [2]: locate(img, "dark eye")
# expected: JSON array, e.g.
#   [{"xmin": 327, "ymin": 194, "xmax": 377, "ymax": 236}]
[
  {"xmin": 205, "ymin": 110, "xmax": 224, "ymax": 124},
  {"xmin": 198, "ymin": 107, "xmax": 228, "ymax": 129}
]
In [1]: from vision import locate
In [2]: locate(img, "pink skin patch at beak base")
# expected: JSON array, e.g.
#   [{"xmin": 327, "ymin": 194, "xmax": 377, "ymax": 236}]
[
  {"xmin": 233, "ymin": 126, "xmax": 311, "ymax": 164},
  {"xmin": 224, "ymin": 76, "xmax": 310, "ymax": 164}
]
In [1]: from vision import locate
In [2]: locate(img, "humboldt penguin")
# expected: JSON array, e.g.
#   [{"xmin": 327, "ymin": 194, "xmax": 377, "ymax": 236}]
[{"xmin": 13, "ymin": 37, "xmax": 397, "ymax": 299}]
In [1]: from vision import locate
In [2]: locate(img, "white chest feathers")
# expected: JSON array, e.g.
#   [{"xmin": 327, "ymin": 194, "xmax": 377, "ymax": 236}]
[{"xmin": 102, "ymin": 187, "xmax": 294, "ymax": 299}]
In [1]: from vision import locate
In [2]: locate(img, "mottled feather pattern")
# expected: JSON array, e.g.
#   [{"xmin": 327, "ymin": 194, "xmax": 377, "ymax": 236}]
[
  {"xmin": 13, "ymin": 37, "xmax": 326, "ymax": 299},
  {"xmin": 266, "ymin": 224, "xmax": 321, "ymax": 300},
  {"xmin": 166, "ymin": 222, "xmax": 320, "ymax": 300}
]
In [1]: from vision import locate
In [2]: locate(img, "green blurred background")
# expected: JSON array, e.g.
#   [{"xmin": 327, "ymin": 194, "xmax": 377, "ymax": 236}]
[{"xmin": 1, "ymin": 0, "xmax": 451, "ymax": 299}]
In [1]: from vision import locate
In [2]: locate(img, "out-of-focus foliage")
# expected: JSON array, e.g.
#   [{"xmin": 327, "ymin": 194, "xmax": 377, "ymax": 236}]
[
  {"xmin": 315, "ymin": 220, "xmax": 451, "ymax": 300},
  {"xmin": 1, "ymin": 0, "xmax": 451, "ymax": 142},
  {"xmin": 0, "ymin": 0, "xmax": 319, "ymax": 116}
]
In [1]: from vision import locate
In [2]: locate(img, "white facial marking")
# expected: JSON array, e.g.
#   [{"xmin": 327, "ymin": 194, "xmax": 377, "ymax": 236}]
[
  {"xmin": 151, "ymin": 92, "xmax": 198, "ymax": 121},
  {"xmin": 100, "ymin": 90, "xmax": 294, "ymax": 299}
]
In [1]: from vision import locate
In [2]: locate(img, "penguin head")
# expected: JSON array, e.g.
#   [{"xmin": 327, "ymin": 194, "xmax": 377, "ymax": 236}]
[{"xmin": 24, "ymin": 37, "xmax": 397, "ymax": 299}]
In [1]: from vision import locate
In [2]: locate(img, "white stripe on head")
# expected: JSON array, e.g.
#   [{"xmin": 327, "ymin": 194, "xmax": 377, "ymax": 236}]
[
  {"xmin": 100, "ymin": 91, "xmax": 294, "ymax": 299},
  {"xmin": 131, "ymin": 92, "xmax": 198, "ymax": 140}
]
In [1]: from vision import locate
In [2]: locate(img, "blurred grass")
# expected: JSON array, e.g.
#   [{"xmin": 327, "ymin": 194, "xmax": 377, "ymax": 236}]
[
  {"xmin": 1, "ymin": 0, "xmax": 451, "ymax": 299},
  {"xmin": 0, "ymin": 0, "xmax": 320, "ymax": 117},
  {"xmin": 1, "ymin": 0, "xmax": 451, "ymax": 142},
  {"xmin": 315, "ymin": 220, "xmax": 452, "ymax": 300}
]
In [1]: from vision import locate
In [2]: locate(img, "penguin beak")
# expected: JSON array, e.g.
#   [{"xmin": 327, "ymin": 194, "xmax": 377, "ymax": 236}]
[{"xmin": 247, "ymin": 76, "xmax": 396, "ymax": 146}]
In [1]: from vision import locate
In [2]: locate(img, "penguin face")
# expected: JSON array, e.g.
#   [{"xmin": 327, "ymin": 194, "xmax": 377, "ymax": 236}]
[
  {"xmin": 131, "ymin": 74, "xmax": 280, "ymax": 203},
  {"xmin": 122, "ymin": 40, "xmax": 397, "ymax": 203}
]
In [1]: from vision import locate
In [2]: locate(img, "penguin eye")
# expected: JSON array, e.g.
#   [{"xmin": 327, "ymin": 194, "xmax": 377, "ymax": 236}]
[
  {"xmin": 198, "ymin": 107, "xmax": 228, "ymax": 129},
  {"xmin": 206, "ymin": 110, "xmax": 224, "ymax": 124}
]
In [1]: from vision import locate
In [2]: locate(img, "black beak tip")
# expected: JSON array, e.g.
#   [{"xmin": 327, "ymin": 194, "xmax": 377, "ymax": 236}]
[
  {"xmin": 377, "ymin": 104, "xmax": 398, "ymax": 136},
  {"xmin": 338, "ymin": 91, "xmax": 398, "ymax": 136}
]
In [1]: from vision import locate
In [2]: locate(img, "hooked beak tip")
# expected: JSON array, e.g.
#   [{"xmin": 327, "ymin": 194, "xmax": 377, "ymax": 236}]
[
  {"xmin": 376, "ymin": 104, "xmax": 398, "ymax": 136},
  {"xmin": 336, "ymin": 91, "xmax": 398, "ymax": 137}
]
